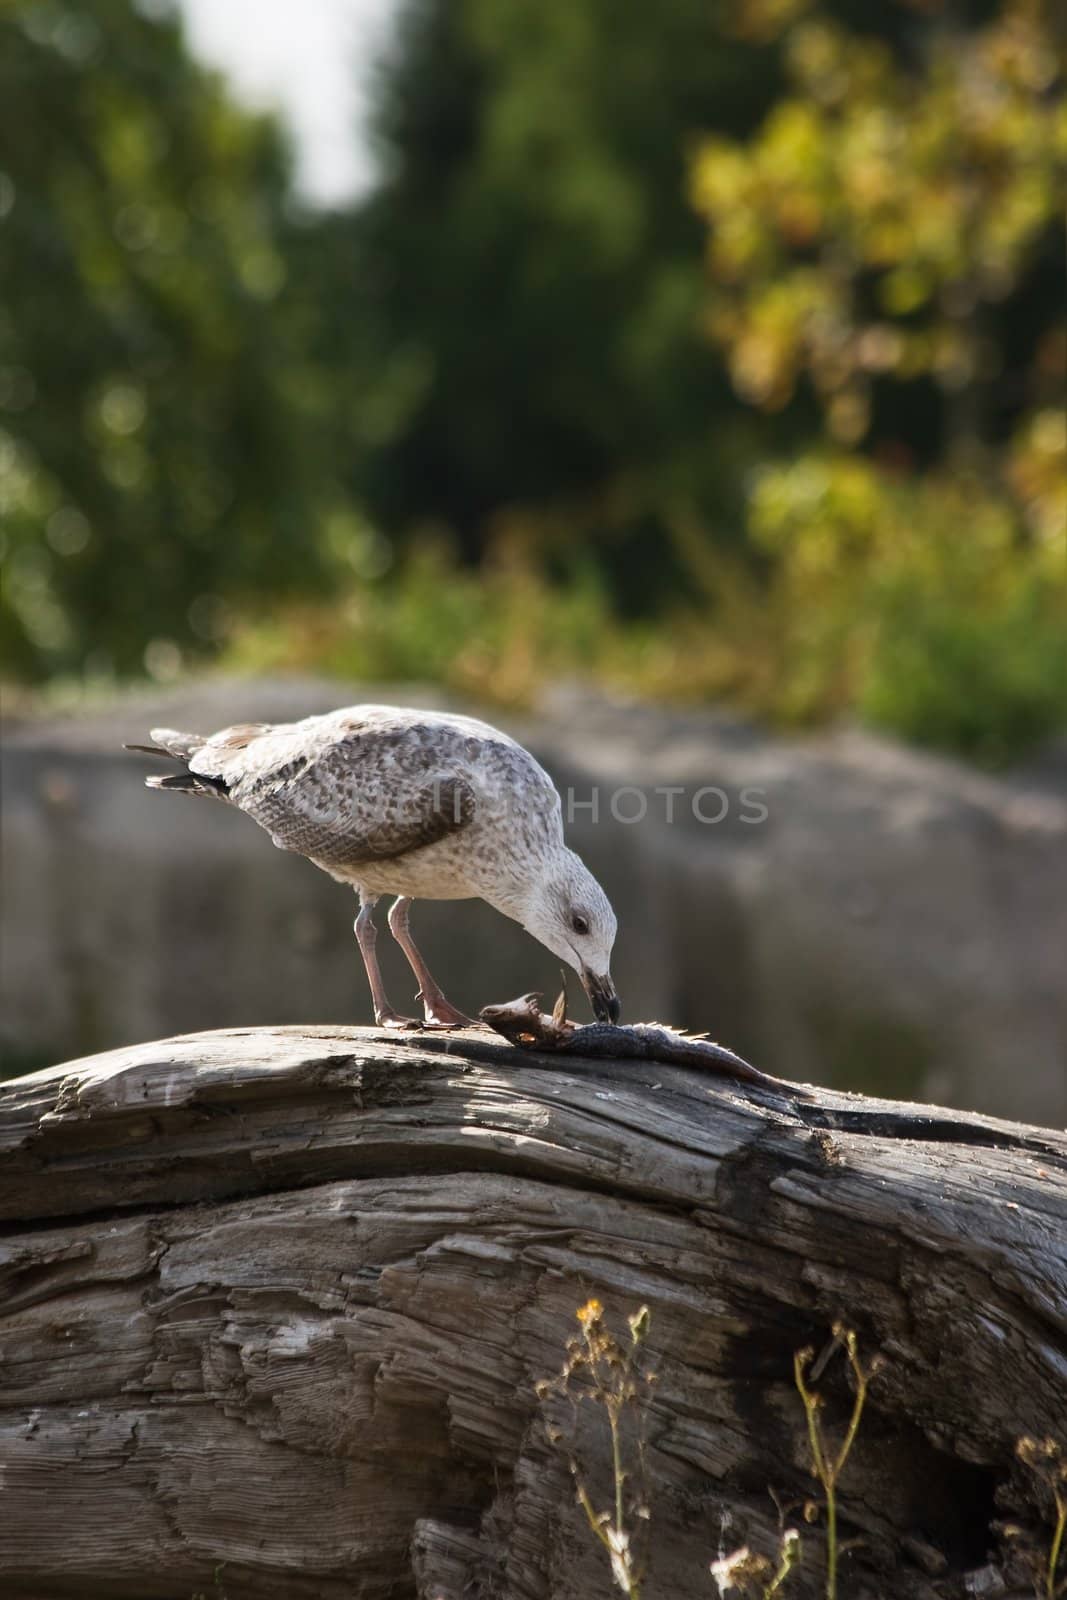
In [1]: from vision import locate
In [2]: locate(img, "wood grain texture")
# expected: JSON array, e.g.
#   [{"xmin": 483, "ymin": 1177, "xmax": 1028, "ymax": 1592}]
[{"xmin": 1, "ymin": 1026, "xmax": 1065, "ymax": 1600}]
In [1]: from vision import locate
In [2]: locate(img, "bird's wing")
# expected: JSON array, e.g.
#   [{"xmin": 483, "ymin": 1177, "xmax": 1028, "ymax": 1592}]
[{"xmin": 199, "ymin": 722, "xmax": 477, "ymax": 870}]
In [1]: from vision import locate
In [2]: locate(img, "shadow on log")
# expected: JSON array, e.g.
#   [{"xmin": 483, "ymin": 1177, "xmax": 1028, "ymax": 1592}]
[{"xmin": 1, "ymin": 1025, "xmax": 1065, "ymax": 1600}]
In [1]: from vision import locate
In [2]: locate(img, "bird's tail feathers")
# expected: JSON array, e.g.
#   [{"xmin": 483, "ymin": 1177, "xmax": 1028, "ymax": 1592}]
[
  {"xmin": 144, "ymin": 770, "xmax": 228, "ymax": 798},
  {"xmin": 148, "ymin": 727, "xmax": 207, "ymax": 759},
  {"xmin": 124, "ymin": 742, "xmax": 176, "ymax": 759},
  {"xmin": 127, "ymin": 727, "xmax": 227, "ymax": 798}
]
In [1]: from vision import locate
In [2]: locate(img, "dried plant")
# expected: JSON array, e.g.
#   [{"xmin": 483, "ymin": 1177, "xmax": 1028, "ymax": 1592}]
[
  {"xmin": 1000, "ymin": 1437, "xmax": 1067, "ymax": 1599},
  {"xmin": 793, "ymin": 1326, "xmax": 884, "ymax": 1600},
  {"xmin": 711, "ymin": 1527, "xmax": 802, "ymax": 1599},
  {"xmin": 537, "ymin": 1299, "xmax": 655, "ymax": 1599}
]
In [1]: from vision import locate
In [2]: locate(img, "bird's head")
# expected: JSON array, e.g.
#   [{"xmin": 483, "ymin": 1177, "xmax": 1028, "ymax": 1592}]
[{"xmin": 516, "ymin": 849, "xmax": 620, "ymax": 1023}]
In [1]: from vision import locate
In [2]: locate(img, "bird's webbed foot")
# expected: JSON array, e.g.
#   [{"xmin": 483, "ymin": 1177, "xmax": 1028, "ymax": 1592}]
[
  {"xmin": 417, "ymin": 991, "xmax": 474, "ymax": 1028},
  {"xmin": 374, "ymin": 1008, "xmax": 423, "ymax": 1031}
]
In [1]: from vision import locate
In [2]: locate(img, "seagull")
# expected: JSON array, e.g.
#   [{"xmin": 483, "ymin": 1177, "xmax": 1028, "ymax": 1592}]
[{"xmin": 128, "ymin": 704, "xmax": 619, "ymax": 1030}]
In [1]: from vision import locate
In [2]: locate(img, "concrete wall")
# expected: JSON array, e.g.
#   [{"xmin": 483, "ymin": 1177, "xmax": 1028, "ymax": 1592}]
[{"xmin": 3, "ymin": 678, "xmax": 1065, "ymax": 1123}]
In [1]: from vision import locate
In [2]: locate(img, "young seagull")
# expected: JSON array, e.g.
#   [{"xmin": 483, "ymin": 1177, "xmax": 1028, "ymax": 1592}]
[{"xmin": 129, "ymin": 704, "xmax": 619, "ymax": 1030}]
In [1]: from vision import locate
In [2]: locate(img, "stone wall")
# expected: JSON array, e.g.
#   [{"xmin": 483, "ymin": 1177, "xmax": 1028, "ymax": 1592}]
[{"xmin": 3, "ymin": 678, "xmax": 1065, "ymax": 1122}]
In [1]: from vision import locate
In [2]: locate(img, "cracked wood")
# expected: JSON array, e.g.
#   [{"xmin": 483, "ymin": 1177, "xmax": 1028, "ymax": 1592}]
[{"xmin": 1, "ymin": 1025, "xmax": 1065, "ymax": 1600}]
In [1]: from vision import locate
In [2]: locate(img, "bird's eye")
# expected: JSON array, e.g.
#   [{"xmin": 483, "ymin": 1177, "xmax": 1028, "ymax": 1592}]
[{"xmin": 571, "ymin": 913, "xmax": 590, "ymax": 937}]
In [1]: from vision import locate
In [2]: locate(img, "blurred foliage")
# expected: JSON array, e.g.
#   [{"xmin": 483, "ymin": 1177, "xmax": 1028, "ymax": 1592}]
[
  {"xmin": 226, "ymin": 538, "xmax": 622, "ymax": 709},
  {"xmin": 0, "ymin": 0, "xmax": 337, "ymax": 677},
  {"xmin": 687, "ymin": 0, "xmax": 1066, "ymax": 758},
  {"xmin": 1, "ymin": 0, "xmax": 1064, "ymax": 763},
  {"xmin": 288, "ymin": 0, "xmax": 791, "ymax": 615},
  {"xmin": 692, "ymin": 0, "xmax": 1065, "ymax": 457},
  {"xmin": 742, "ymin": 456, "xmax": 1067, "ymax": 763}
]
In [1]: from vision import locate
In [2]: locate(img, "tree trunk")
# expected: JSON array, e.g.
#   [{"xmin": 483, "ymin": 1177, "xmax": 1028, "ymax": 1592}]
[{"xmin": 1, "ymin": 1026, "xmax": 1064, "ymax": 1600}]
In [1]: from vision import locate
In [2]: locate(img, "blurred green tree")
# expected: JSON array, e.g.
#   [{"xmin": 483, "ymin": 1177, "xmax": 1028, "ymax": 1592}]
[
  {"xmin": 2, "ymin": 0, "xmax": 1062, "ymax": 764},
  {"xmin": 692, "ymin": 0, "xmax": 1064, "ymax": 486},
  {"xmin": 687, "ymin": 0, "xmax": 1066, "ymax": 761},
  {"xmin": 0, "ymin": 0, "xmax": 332, "ymax": 678},
  {"xmin": 319, "ymin": 0, "xmax": 795, "ymax": 615},
  {"xmin": 306, "ymin": 0, "xmax": 1063, "ymax": 633}
]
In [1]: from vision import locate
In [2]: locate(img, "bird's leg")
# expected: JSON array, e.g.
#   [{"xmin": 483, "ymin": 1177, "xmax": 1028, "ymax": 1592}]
[
  {"xmin": 354, "ymin": 894, "xmax": 420, "ymax": 1029},
  {"xmin": 387, "ymin": 896, "xmax": 473, "ymax": 1028}
]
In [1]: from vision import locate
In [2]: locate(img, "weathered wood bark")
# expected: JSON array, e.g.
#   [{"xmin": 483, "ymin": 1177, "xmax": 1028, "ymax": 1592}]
[{"xmin": 1, "ymin": 1026, "xmax": 1064, "ymax": 1600}]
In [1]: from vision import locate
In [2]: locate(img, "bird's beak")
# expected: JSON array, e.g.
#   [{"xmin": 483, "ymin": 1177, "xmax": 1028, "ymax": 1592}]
[{"xmin": 582, "ymin": 969, "xmax": 621, "ymax": 1024}]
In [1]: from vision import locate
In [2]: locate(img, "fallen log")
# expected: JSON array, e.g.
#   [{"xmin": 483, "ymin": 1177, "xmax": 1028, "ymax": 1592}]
[{"xmin": 0, "ymin": 1025, "xmax": 1064, "ymax": 1600}]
